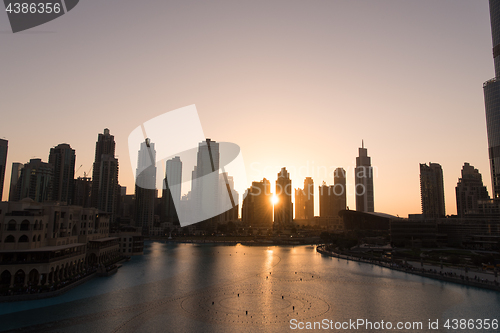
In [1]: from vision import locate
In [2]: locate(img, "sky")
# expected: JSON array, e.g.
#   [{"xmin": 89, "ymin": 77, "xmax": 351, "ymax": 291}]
[{"xmin": 0, "ymin": 0, "xmax": 495, "ymax": 217}]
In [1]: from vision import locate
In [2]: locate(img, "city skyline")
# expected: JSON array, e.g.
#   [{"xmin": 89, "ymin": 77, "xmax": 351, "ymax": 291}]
[{"xmin": 0, "ymin": 1, "xmax": 494, "ymax": 217}]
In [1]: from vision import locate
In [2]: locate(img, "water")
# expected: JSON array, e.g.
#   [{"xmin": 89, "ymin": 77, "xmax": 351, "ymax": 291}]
[{"xmin": 0, "ymin": 242, "xmax": 499, "ymax": 332}]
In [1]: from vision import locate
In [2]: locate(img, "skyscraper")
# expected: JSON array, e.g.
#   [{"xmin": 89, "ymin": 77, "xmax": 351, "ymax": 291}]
[
  {"xmin": 134, "ymin": 138, "xmax": 156, "ymax": 234},
  {"xmin": 420, "ymin": 162, "xmax": 445, "ymax": 218},
  {"xmin": 455, "ymin": 163, "xmax": 490, "ymax": 217},
  {"xmin": 332, "ymin": 167, "xmax": 347, "ymax": 216},
  {"xmin": 8, "ymin": 162, "xmax": 22, "ymax": 201},
  {"xmin": 484, "ymin": 0, "xmax": 500, "ymax": 199},
  {"xmin": 242, "ymin": 178, "xmax": 272, "ymax": 228},
  {"xmin": 274, "ymin": 167, "xmax": 293, "ymax": 230},
  {"xmin": 319, "ymin": 182, "xmax": 332, "ymax": 218},
  {"xmin": 0, "ymin": 139, "xmax": 7, "ymax": 201},
  {"xmin": 90, "ymin": 128, "xmax": 116, "ymax": 208},
  {"xmin": 295, "ymin": 177, "xmax": 314, "ymax": 220},
  {"xmin": 48, "ymin": 143, "xmax": 76, "ymax": 204},
  {"xmin": 217, "ymin": 172, "xmax": 239, "ymax": 223},
  {"xmin": 162, "ymin": 156, "xmax": 182, "ymax": 224},
  {"xmin": 193, "ymin": 139, "xmax": 220, "ymax": 230},
  {"xmin": 355, "ymin": 141, "xmax": 374, "ymax": 212},
  {"xmin": 90, "ymin": 129, "xmax": 119, "ymax": 225},
  {"xmin": 17, "ymin": 158, "xmax": 53, "ymax": 203}
]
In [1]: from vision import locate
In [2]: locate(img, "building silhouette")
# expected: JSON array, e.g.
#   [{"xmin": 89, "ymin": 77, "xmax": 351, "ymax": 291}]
[
  {"xmin": 90, "ymin": 129, "xmax": 119, "ymax": 225},
  {"xmin": 242, "ymin": 178, "xmax": 272, "ymax": 228},
  {"xmin": 0, "ymin": 139, "xmax": 7, "ymax": 201},
  {"xmin": 484, "ymin": 0, "xmax": 500, "ymax": 199},
  {"xmin": 48, "ymin": 143, "xmax": 76, "ymax": 204},
  {"xmin": 161, "ymin": 156, "xmax": 182, "ymax": 224},
  {"xmin": 274, "ymin": 167, "xmax": 293, "ymax": 230},
  {"xmin": 355, "ymin": 141, "xmax": 374, "ymax": 212},
  {"xmin": 8, "ymin": 162, "xmax": 22, "ymax": 201},
  {"xmin": 134, "ymin": 138, "xmax": 156, "ymax": 234},
  {"xmin": 73, "ymin": 176, "xmax": 92, "ymax": 208},
  {"xmin": 295, "ymin": 177, "xmax": 314, "ymax": 220},
  {"xmin": 332, "ymin": 167, "xmax": 347, "ymax": 216},
  {"xmin": 16, "ymin": 159, "xmax": 53, "ymax": 203},
  {"xmin": 217, "ymin": 172, "xmax": 239, "ymax": 223},
  {"xmin": 319, "ymin": 182, "xmax": 332, "ymax": 218},
  {"xmin": 420, "ymin": 162, "xmax": 445, "ymax": 218},
  {"xmin": 455, "ymin": 163, "xmax": 490, "ymax": 217}
]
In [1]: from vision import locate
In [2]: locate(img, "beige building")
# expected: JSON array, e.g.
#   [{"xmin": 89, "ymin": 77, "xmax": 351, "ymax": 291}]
[{"xmin": 0, "ymin": 199, "xmax": 120, "ymax": 291}]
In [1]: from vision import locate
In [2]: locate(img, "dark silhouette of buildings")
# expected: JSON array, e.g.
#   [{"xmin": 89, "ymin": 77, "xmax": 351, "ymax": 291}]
[
  {"xmin": 90, "ymin": 129, "xmax": 119, "ymax": 224},
  {"xmin": 8, "ymin": 162, "xmax": 22, "ymax": 201},
  {"xmin": 274, "ymin": 167, "xmax": 293, "ymax": 230},
  {"xmin": 161, "ymin": 156, "xmax": 182, "ymax": 224},
  {"xmin": 48, "ymin": 143, "xmax": 76, "ymax": 204},
  {"xmin": 355, "ymin": 141, "xmax": 374, "ymax": 212},
  {"xmin": 420, "ymin": 162, "xmax": 445, "ymax": 218},
  {"xmin": 484, "ymin": 0, "xmax": 500, "ymax": 199},
  {"xmin": 134, "ymin": 138, "xmax": 156, "ymax": 235},
  {"xmin": 73, "ymin": 176, "xmax": 92, "ymax": 208},
  {"xmin": 295, "ymin": 177, "xmax": 314, "ymax": 221},
  {"xmin": 455, "ymin": 163, "xmax": 490, "ymax": 217},
  {"xmin": 242, "ymin": 178, "xmax": 272, "ymax": 227},
  {"xmin": 318, "ymin": 168, "xmax": 346, "ymax": 221},
  {"xmin": 0, "ymin": 139, "xmax": 7, "ymax": 201},
  {"xmin": 16, "ymin": 159, "xmax": 53, "ymax": 203}
]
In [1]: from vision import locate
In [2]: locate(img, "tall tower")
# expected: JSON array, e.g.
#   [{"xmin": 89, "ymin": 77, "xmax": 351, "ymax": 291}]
[
  {"xmin": 90, "ymin": 128, "xmax": 117, "ymax": 209},
  {"xmin": 484, "ymin": 0, "xmax": 500, "ymax": 199},
  {"xmin": 355, "ymin": 141, "xmax": 374, "ymax": 212},
  {"xmin": 0, "ymin": 139, "xmax": 7, "ymax": 201},
  {"xmin": 17, "ymin": 159, "xmax": 53, "ymax": 203},
  {"xmin": 8, "ymin": 162, "xmax": 22, "ymax": 201},
  {"xmin": 193, "ymin": 139, "xmax": 220, "ymax": 230},
  {"xmin": 420, "ymin": 162, "xmax": 445, "ymax": 218},
  {"xmin": 48, "ymin": 143, "xmax": 76, "ymax": 204},
  {"xmin": 242, "ymin": 178, "xmax": 272, "ymax": 228},
  {"xmin": 162, "ymin": 156, "xmax": 182, "ymax": 224},
  {"xmin": 455, "ymin": 163, "xmax": 490, "ymax": 217},
  {"xmin": 134, "ymin": 138, "xmax": 156, "ymax": 234},
  {"xmin": 332, "ymin": 167, "xmax": 347, "ymax": 216},
  {"xmin": 274, "ymin": 167, "xmax": 293, "ymax": 230},
  {"xmin": 303, "ymin": 177, "xmax": 314, "ymax": 220}
]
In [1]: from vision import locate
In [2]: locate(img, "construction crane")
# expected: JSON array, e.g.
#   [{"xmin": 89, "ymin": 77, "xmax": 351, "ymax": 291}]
[
  {"xmin": 75, "ymin": 164, "xmax": 83, "ymax": 175},
  {"xmin": 83, "ymin": 166, "xmax": 92, "ymax": 178}
]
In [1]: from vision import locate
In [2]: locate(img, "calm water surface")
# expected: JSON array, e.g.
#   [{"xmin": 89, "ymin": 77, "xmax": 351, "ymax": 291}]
[{"xmin": 0, "ymin": 242, "xmax": 499, "ymax": 332}]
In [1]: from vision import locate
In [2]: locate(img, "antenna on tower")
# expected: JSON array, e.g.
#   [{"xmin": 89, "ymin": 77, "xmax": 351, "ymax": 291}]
[{"xmin": 362, "ymin": 140, "xmax": 364, "ymax": 149}]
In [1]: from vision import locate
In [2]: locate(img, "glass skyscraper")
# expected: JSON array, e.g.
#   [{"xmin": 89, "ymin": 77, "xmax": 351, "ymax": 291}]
[{"xmin": 484, "ymin": 0, "xmax": 500, "ymax": 199}]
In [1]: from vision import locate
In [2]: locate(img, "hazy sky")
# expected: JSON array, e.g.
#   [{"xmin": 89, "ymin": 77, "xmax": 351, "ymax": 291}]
[{"xmin": 0, "ymin": 0, "xmax": 494, "ymax": 217}]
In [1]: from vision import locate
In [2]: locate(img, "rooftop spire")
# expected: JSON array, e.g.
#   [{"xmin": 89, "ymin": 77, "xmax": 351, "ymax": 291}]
[{"xmin": 362, "ymin": 139, "xmax": 364, "ymax": 149}]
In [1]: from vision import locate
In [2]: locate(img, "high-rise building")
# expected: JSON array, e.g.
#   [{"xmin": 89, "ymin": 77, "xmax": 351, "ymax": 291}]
[
  {"xmin": 319, "ymin": 182, "xmax": 332, "ymax": 218},
  {"xmin": 295, "ymin": 177, "xmax": 314, "ymax": 220},
  {"xmin": 90, "ymin": 129, "xmax": 119, "ymax": 226},
  {"xmin": 90, "ymin": 128, "xmax": 116, "ymax": 209},
  {"xmin": 355, "ymin": 141, "xmax": 374, "ymax": 212},
  {"xmin": 73, "ymin": 176, "xmax": 92, "ymax": 208},
  {"xmin": 217, "ymin": 172, "xmax": 239, "ymax": 223},
  {"xmin": 242, "ymin": 178, "xmax": 272, "ymax": 228},
  {"xmin": 0, "ymin": 139, "xmax": 7, "ymax": 201},
  {"xmin": 193, "ymin": 139, "xmax": 220, "ymax": 230},
  {"xmin": 294, "ymin": 188, "xmax": 306, "ymax": 220},
  {"xmin": 484, "ymin": 0, "xmax": 500, "ymax": 199},
  {"xmin": 162, "ymin": 156, "xmax": 182, "ymax": 224},
  {"xmin": 455, "ymin": 163, "xmax": 490, "ymax": 217},
  {"xmin": 274, "ymin": 167, "xmax": 293, "ymax": 229},
  {"xmin": 420, "ymin": 162, "xmax": 445, "ymax": 218},
  {"xmin": 134, "ymin": 138, "xmax": 156, "ymax": 234},
  {"xmin": 17, "ymin": 158, "xmax": 53, "ymax": 203},
  {"xmin": 8, "ymin": 162, "xmax": 22, "ymax": 201},
  {"xmin": 332, "ymin": 167, "xmax": 347, "ymax": 216},
  {"xmin": 48, "ymin": 143, "xmax": 76, "ymax": 204}
]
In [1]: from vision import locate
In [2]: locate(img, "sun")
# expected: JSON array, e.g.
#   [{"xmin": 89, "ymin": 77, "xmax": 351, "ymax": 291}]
[{"xmin": 271, "ymin": 195, "xmax": 279, "ymax": 205}]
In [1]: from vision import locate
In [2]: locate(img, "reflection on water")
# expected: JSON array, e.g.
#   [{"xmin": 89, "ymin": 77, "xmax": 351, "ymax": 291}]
[{"xmin": 1, "ymin": 242, "xmax": 499, "ymax": 332}]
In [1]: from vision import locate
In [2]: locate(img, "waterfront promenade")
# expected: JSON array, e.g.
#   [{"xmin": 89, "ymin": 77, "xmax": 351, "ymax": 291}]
[{"xmin": 317, "ymin": 246, "xmax": 500, "ymax": 292}]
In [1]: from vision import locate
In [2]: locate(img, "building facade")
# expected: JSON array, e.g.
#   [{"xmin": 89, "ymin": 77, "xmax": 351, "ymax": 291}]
[
  {"xmin": 0, "ymin": 139, "xmax": 7, "ymax": 202},
  {"xmin": 242, "ymin": 178, "xmax": 272, "ymax": 228},
  {"xmin": 274, "ymin": 167, "xmax": 293, "ymax": 230},
  {"xmin": 355, "ymin": 141, "xmax": 374, "ymax": 212},
  {"xmin": 49, "ymin": 143, "xmax": 76, "ymax": 204},
  {"xmin": 134, "ymin": 139, "xmax": 156, "ymax": 235},
  {"xmin": 161, "ymin": 156, "xmax": 182, "ymax": 224}
]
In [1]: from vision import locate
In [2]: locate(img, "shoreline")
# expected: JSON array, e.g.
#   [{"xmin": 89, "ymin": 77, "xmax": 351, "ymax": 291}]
[{"xmin": 316, "ymin": 246, "xmax": 500, "ymax": 293}]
